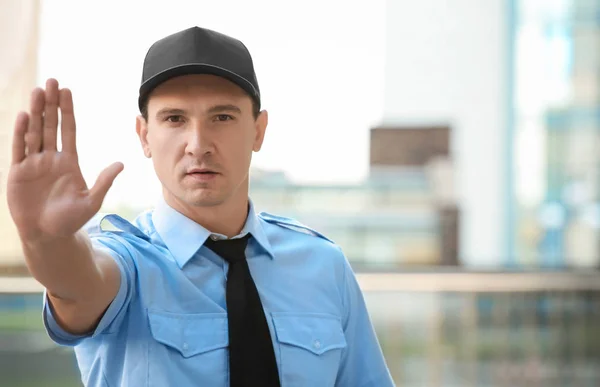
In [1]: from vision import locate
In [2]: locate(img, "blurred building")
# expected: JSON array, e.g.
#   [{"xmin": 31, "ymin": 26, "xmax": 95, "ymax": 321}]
[
  {"xmin": 512, "ymin": 0, "xmax": 600, "ymax": 268},
  {"xmin": 257, "ymin": 0, "xmax": 511, "ymax": 270},
  {"xmin": 250, "ymin": 126, "xmax": 458, "ymax": 269},
  {"xmin": 380, "ymin": 0, "xmax": 599, "ymax": 269},
  {"xmin": 370, "ymin": 126, "xmax": 459, "ymax": 266},
  {"xmin": 381, "ymin": 0, "xmax": 509, "ymax": 268}
]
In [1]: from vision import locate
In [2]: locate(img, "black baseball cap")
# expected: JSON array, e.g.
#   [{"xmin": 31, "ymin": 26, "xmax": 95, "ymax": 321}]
[{"xmin": 138, "ymin": 26, "xmax": 261, "ymax": 112}]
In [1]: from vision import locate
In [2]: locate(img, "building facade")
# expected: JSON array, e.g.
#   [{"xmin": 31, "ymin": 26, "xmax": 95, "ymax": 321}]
[{"xmin": 512, "ymin": 0, "xmax": 600, "ymax": 268}]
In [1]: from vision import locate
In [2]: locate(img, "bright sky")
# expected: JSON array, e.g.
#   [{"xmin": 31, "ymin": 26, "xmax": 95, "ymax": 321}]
[{"xmin": 37, "ymin": 0, "xmax": 387, "ymax": 208}]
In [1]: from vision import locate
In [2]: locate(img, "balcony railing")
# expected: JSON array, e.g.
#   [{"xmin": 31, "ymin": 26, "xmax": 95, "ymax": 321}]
[{"xmin": 1, "ymin": 271, "xmax": 599, "ymax": 387}]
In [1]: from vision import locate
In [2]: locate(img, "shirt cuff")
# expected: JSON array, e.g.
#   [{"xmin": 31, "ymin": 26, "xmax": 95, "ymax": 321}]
[
  {"xmin": 43, "ymin": 292, "xmax": 87, "ymax": 346},
  {"xmin": 42, "ymin": 253, "xmax": 129, "ymax": 346}
]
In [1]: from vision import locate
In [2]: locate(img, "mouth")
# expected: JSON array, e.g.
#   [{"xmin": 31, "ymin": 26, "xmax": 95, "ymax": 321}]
[
  {"xmin": 187, "ymin": 171, "xmax": 218, "ymax": 176},
  {"xmin": 185, "ymin": 169, "xmax": 220, "ymax": 182},
  {"xmin": 186, "ymin": 168, "xmax": 219, "ymax": 175}
]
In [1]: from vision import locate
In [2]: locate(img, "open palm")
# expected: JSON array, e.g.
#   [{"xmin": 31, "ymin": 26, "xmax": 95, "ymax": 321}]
[{"xmin": 7, "ymin": 79, "xmax": 123, "ymax": 242}]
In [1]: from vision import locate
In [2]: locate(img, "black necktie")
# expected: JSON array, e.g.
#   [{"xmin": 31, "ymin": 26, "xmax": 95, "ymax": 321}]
[{"xmin": 204, "ymin": 234, "xmax": 281, "ymax": 387}]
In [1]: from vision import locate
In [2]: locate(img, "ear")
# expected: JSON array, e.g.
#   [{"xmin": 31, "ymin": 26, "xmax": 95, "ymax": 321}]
[
  {"xmin": 253, "ymin": 110, "xmax": 268, "ymax": 152},
  {"xmin": 136, "ymin": 115, "xmax": 152, "ymax": 158}
]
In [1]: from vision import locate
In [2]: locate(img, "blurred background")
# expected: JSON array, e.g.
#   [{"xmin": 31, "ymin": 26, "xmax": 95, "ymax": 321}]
[{"xmin": 1, "ymin": 0, "xmax": 599, "ymax": 386}]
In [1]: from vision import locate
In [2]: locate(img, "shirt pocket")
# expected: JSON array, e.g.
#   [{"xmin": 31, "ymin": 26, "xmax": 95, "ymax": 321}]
[
  {"xmin": 272, "ymin": 312, "xmax": 347, "ymax": 387},
  {"xmin": 147, "ymin": 310, "xmax": 229, "ymax": 386}
]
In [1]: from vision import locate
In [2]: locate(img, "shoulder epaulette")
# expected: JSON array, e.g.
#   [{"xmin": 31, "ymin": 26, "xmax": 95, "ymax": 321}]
[
  {"xmin": 83, "ymin": 213, "xmax": 150, "ymax": 242},
  {"xmin": 258, "ymin": 212, "xmax": 334, "ymax": 244}
]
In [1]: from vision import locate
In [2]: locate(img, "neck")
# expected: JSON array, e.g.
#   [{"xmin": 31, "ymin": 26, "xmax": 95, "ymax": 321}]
[{"xmin": 164, "ymin": 185, "xmax": 250, "ymax": 238}]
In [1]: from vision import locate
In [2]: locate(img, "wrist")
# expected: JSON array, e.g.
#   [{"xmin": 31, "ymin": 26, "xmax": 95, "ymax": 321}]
[{"xmin": 21, "ymin": 229, "xmax": 86, "ymax": 251}]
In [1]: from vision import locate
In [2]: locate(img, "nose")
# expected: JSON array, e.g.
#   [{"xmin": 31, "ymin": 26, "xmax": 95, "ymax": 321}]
[{"xmin": 185, "ymin": 121, "xmax": 214, "ymax": 156}]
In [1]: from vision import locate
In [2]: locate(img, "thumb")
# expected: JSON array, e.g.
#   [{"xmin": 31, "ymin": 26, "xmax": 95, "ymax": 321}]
[{"xmin": 88, "ymin": 162, "xmax": 124, "ymax": 210}]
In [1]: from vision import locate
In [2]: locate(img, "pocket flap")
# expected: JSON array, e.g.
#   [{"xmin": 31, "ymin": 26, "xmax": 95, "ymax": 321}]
[
  {"xmin": 272, "ymin": 312, "xmax": 347, "ymax": 355},
  {"xmin": 148, "ymin": 310, "xmax": 228, "ymax": 358}
]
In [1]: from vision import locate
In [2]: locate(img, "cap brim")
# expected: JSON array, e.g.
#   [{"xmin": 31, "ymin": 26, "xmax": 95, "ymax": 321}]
[{"xmin": 138, "ymin": 63, "xmax": 260, "ymax": 111}]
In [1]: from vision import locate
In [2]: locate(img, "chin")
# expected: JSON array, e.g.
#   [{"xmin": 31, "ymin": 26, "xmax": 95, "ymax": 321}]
[{"xmin": 185, "ymin": 190, "xmax": 228, "ymax": 207}]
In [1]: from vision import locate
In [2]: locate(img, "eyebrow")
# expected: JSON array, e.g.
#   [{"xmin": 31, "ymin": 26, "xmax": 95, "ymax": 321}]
[
  {"xmin": 155, "ymin": 108, "xmax": 186, "ymax": 119},
  {"xmin": 206, "ymin": 104, "xmax": 242, "ymax": 115}
]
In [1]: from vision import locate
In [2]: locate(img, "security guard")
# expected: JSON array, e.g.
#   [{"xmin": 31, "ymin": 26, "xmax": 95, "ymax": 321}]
[{"xmin": 7, "ymin": 26, "xmax": 394, "ymax": 386}]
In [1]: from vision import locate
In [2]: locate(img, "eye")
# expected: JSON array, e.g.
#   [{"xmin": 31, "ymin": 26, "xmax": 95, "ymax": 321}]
[
  {"xmin": 166, "ymin": 115, "xmax": 184, "ymax": 123},
  {"xmin": 215, "ymin": 114, "xmax": 234, "ymax": 122}
]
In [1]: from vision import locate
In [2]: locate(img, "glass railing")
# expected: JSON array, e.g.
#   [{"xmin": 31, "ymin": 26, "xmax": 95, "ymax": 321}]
[
  {"xmin": 362, "ymin": 271, "xmax": 600, "ymax": 386},
  {"xmin": 1, "ymin": 271, "xmax": 599, "ymax": 386}
]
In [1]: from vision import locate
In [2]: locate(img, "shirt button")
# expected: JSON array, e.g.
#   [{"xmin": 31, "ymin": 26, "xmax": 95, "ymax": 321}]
[
  {"xmin": 313, "ymin": 340, "xmax": 321, "ymax": 350},
  {"xmin": 210, "ymin": 235, "xmax": 219, "ymax": 241},
  {"xmin": 182, "ymin": 343, "xmax": 189, "ymax": 350}
]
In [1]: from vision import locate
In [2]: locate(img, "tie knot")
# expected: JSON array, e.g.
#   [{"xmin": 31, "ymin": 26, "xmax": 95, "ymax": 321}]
[{"xmin": 205, "ymin": 234, "xmax": 251, "ymax": 264}]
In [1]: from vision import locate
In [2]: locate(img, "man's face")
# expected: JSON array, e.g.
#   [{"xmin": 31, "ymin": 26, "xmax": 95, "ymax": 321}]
[{"xmin": 136, "ymin": 74, "xmax": 267, "ymax": 208}]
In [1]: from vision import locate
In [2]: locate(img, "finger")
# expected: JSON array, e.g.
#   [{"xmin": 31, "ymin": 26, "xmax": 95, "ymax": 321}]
[
  {"xmin": 26, "ymin": 88, "xmax": 45, "ymax": 154},
  {"xmin": 43, "ymin": 78, "xmax": 59, "ymax": 151},
  {"xmin": 88, "ymin": 162, "xmax": 124, "ymax": 211},
  {"xmin": 59, "ymin": 88, "xmax": 77, "ymax": 154},
  {"xmin": 11, "ymin": 112, "xmax": 29, "ymax": 164}
]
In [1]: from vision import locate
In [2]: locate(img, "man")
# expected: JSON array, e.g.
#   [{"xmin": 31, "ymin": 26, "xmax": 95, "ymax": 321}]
[{"xmin": 7, "ymin": 26, "xmax": 394, "ymax": 386}]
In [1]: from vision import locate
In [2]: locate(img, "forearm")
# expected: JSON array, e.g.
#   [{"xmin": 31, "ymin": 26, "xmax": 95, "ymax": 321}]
[{"xmin": 22, "ymin": 229, "xmax": 102, "ymax": 302}]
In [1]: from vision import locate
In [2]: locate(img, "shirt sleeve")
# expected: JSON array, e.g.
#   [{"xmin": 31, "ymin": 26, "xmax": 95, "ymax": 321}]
[
  {"xmin": 42, "ymin": 234, "xmax": 136, "ymax": 346},
  {"xmin": 335, "ymin": 257, "xmax": 396, "ymax": 387}
]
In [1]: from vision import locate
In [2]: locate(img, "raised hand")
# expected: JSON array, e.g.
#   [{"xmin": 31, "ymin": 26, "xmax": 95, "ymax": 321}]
[{"xmin": 7, "ymin": 79, "xmax": 124, "ymax": 243}]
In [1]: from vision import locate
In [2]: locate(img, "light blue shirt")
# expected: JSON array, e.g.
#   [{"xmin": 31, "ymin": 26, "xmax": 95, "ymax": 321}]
[{"xmin": 43, "ymin": 198, "xmax": 394, "ymax": 387}]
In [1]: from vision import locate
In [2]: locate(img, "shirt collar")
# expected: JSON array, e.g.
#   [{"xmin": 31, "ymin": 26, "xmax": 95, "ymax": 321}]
[{"xmin": 152, "ymin": 197, "xmax": 274, "ymax": 269}]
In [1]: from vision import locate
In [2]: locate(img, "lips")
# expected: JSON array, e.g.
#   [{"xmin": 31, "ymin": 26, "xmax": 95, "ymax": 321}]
[
  {"xmin": 186, "ymin": 168, "xmax": 218, "ymax": 175},
  {"xmin": 185, "ymin": 168, "xmax": 220, "ymax": 182}
]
